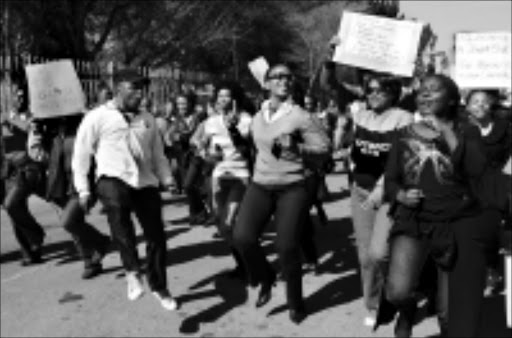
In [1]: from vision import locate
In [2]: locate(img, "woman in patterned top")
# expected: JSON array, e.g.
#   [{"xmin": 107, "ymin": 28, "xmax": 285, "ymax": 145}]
[{"xmin": 382, "ymin": 74, "xmax": 500, "ymax": 337}]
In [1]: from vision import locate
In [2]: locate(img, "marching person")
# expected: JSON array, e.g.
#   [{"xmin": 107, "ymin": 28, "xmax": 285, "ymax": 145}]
[
  {"xmin": 72, "ymin": 69, "xmax": 178, "ymax": 310},
  {"xmin": 323, "ymin": 34, "xmax": 414, "ymax": 327},
  {"xmin": 465, "ymin": 89, "xmax": 512, "ymax": 294},
  {"xmin": 232, "ymin": 63, "xmax": 331, "ymax": 324},
  {"xmin": 382, "ymin": 74, "xmax": 503, "ymax": 337},
  {"xmin": 198, "ymin": 81, "xmax": 253, "ymax": 278}
]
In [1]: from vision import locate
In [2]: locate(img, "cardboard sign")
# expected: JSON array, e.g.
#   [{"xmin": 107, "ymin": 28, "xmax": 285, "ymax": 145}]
[
  {"xmin": 454, "ymin": 32, "xmax": 512, "ymax": 88},
  {"xmin": 333, "ymin": 12, "xmax": 424, "ymax": 77},
  {"xmin": 25, "ymin": 60, "xmax": 86, "ymax": 118},
  {"xmin": 248, "ymin": 57, "xmax": 269, "ymax": 88}
]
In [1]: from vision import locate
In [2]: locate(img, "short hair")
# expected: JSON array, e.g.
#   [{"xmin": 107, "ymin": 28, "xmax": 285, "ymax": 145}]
[
  {"xmin": 174, "ymin": 90, "xmax": 197, "ymax": 114},
  {"xmin": 466, "ymin": 89, "xmax": 500, "ymax": 108},
  {"xmin": 213, "ymin": 80, "xmax": 244, "ymax": 106}
]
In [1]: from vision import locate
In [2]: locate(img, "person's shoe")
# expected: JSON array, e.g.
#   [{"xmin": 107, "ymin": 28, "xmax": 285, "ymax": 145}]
[
  {"xmin": 21, "ymin": 246, "xmax": 43, "ymax": 266},
  {"xmin": 256, "ymin": 271, "xmax": 276, "ymax": 308},
  {"xmin": 484, "ymin": 267, "xmax": 503, "ymax": 296},
  {"xmin": 394, "ymin": 311, "xmax": 413, "ymax": 338},
  {"xmin": 90, "ymin": 237, "xmax": 112, "ymax": 266},
  {"xmin": 126, "ymin": 272, "xmax": 144, "ymax": 301},
  {"xmin": 82, "ymin": 263, "xmax": 103, "ymax": 279},
  {"xmin": 363, "ymin": 311, "xmax": 377, "ymax": 327},
  {"xmin": 289, "ymin": 306, "xmax": 307, "ymax": 324},
  {"xmin": 205, "ymin": 214, "xmax": 218, "ymax": 226},
  {"xmin": 152, "ymin": 289, "xmax": 179, "ymax": 311}
]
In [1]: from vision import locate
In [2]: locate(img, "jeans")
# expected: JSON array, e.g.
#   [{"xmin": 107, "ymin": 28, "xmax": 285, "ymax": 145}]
[
  {"xmin": 350, "ymin": 183, "xmax": 393, "ymax": 311},
  {"xmin": 233, "ymin": 181, "xmax": 309, "ymax": 310},
  {"xmin": 96, "ymin": 177, "xmax": 168, "ymax": 292},
  {"xmin": 59, "ymin": 197, "xmax": 110, "ymax": 266}
]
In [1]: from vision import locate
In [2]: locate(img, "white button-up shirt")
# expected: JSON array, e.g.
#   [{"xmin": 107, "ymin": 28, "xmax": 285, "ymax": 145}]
[{"xmin": 72, "ymin": 100, "xmax": 172, "ymax": 198}]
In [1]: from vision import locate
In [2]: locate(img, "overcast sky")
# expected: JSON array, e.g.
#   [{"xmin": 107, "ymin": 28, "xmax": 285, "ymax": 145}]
[{"xmin": 400, "ymin": 0, "xmax": 511, "ymax": 53}]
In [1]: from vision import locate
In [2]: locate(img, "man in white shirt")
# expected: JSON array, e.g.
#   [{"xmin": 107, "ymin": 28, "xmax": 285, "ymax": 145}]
[{"xmin": 72, "ymin": 69, "xmax": 177, "ymax": 311}]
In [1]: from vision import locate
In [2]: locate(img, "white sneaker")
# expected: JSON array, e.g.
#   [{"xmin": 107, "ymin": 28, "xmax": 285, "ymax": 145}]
[
  {"xmin": 363, "ymin": 310, "xmax": 376, "ymax": 327},
  {"xmin": 126, "ymin": 272, "xmax": 144, "ymax": 301},
  {"xmin": 152, "ymin": 290, "xmax": 179, "ymax": 311}
]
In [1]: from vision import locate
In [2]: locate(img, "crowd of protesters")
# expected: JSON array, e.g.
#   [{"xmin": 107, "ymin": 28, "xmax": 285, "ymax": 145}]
[{"xmin": 1, "ymin": 32, "xmax": 511, "ymax": 337}]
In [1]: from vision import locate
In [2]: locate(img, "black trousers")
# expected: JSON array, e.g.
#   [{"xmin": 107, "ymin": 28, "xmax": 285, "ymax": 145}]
[
  {"xmin": 59, "ymin": 197, "xmax": 110, "ymax": 266},
  {"xmin": 4, "ymin": 172, "xmax": 108, "ymax": 265},
  {"xmin": 233, "ymin": 181, "xmax": 309, "ymax": 310},
  {"xmin": 3, "ymin": 176, "xmax": 45, "ymax": 259},
  {"xmin": 96, "ymin": 177, "xmax": 167, "ymax": 292},
  {"xmin": 183, "ymin": 155, "xmax": 208, "ymax": 217}
]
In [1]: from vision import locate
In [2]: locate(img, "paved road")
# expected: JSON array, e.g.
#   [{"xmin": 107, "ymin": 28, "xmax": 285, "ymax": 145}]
[{"xmin": 1, "ymin": 169, "xmax": 510, "ymax": 337}]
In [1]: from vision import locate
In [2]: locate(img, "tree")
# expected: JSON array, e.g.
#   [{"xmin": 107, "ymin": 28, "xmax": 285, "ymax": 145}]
[{"xmin": 2, "ymin": 0, "xmax": 136, "ymax": 60}]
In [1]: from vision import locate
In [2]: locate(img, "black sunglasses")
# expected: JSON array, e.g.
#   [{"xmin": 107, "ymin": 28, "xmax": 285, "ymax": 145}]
[{"xmin": 267, "ymin": 73, "xmax": 293, "ymax": 81}]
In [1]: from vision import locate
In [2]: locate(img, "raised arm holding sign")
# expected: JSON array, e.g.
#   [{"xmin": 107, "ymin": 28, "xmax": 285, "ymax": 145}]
[{"xmin": 25, "ymin": 60, "xmax": 86, "ymax": 119}]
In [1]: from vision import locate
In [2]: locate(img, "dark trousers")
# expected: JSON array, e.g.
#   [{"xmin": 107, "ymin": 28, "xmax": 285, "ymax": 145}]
[
  {"xmin": 96, "ymin": 177, "xmax": 167, "ymax": 292},
  {"xmin": 301, "ymin": 174, "xmax": 322, "ymax": 265},
  {"xmin": 59, "ymin": 197, "xmax": 110, "ymax": 266},
  {"xmin": 448, "ymin": 210, "xmax": 497, "ymax": 337},
  {"xmin": 3, "ymin": 178, "xmax": 45, "ymax": 259},
  {"xmin": 233, "ymin": 181, "xmax": 309, "ymax": 310},
  {"xmin": 183, "ymin": 155, "xmax": 207, "ymax": 217}
]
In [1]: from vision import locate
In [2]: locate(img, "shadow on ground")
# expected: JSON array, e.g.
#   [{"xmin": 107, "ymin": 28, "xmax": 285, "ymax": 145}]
[
  {"xmin": 0, "ymin": 225, "xmax": 191, "ymax": 267},
  {"xmin": 178, "ymin": 273, "xmax": 248, "ymax": 334}
]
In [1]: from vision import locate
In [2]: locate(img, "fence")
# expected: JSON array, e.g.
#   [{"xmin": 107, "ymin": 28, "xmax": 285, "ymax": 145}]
[{"xmin": 0, "ymin": 54, "xmax": 214, "ymax": 116}]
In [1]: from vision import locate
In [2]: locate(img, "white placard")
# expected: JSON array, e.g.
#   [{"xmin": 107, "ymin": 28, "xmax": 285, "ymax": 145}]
[
  {"xmin": 454, "ymin": 32, "xmax": 512, "ymax": 89},
  {"xmin": 25, "ymin": 60, "xmax": 86, "ymax": 118},
  {"xmin": 333, "ymin": 12, "xmax": 424, "ymax": 77},
  {"xmin": 248, "ymin": 57, "xmax": 269, "ymax": 88}
]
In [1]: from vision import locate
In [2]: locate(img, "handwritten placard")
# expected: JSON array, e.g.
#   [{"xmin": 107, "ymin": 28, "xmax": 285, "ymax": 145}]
[
  {"xmin": 454, "ymin": 32, "xmax": 511, "ymax": 89},
  {"xmin": 25, "ymin": 60, "xmax": 86, "ymax": 118},
  {"xmin": 333, "ymin": 12, "xmax": 424, "ymax": 77},
  {"xmin": 248, "ymin": 57, "xmax": 269, "ymax": 88}
]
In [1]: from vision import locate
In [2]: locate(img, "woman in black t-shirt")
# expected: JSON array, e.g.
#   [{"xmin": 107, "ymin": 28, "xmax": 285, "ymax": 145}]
[{"xmin": 381, "ymin": 75, "xmax": 500, "ymax": 337}]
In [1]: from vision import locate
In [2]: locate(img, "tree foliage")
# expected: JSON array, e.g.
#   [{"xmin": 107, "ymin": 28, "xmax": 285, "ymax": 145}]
[{"xmin": 3, "ymin": 0, "xmax": 434, "ymax": 85}]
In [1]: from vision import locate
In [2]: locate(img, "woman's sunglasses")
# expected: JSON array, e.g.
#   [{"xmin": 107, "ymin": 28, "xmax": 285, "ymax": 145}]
[{"xmin": 267, "ymin": 73, "xmax": 293, "ymax": 81}]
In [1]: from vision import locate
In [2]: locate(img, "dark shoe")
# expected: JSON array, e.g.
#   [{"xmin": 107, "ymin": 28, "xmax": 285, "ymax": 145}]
[
  {"xmin": 91, "ymin": 237, "xmax": 112, "ymax": 264},
  {"xmin": 303, "ymin": 262, "xmax": 321, "ymax": 275},
  {"xmin": 21, "ymin": 245, "xmax": 43, "ymax": 266},
  {"xmin": 20, "ymin": 255, "xmax": 43, "ymax": 266},
  {"xmin": 394, "ymin": 311, "xmax": 414, "ymax": 338},
  {"xmin": 205, "ymin": 214, "xmax": 218, "ymax": 226},
  {"xmin": 289, "ymin": 307, "xmax": 307, "ymax": 324},
  {"xmin": 256, "ymin": 271, "xmax": 277, "ymax": 308},
  {"xmin": 82, "ymin": 263, "xmax": 103, "ymax": 279}
]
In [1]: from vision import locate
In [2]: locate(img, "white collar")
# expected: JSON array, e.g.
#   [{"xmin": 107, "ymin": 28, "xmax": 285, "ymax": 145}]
[{"xmin": 261, "ymin": 99, "xmax": 294, "ymax": 123}]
